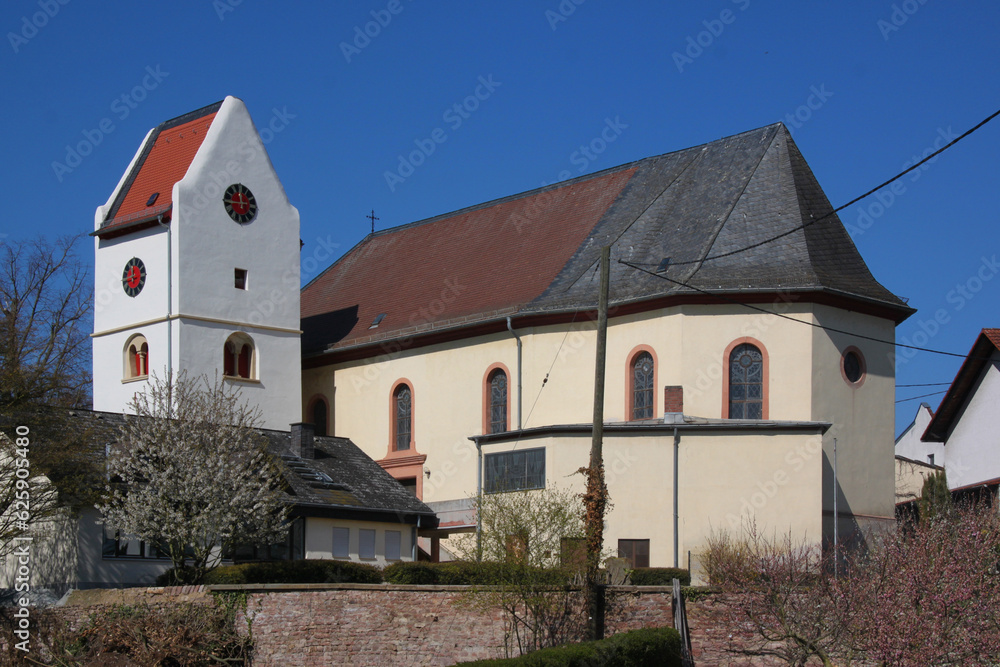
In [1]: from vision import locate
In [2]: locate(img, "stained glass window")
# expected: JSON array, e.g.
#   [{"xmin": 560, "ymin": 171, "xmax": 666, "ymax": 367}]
[
  {"xmin": 729, "ymin": 343, "xmax": 763, "ymax": 419},
  {"xmin": 394, "ymin": 384, "xmax": 411, "ymax": 450},
  {"xmin": 632, "ymin": 351, "xmax": 654, "ymax": 420},
  {"xmin": 489, "ymin": 369, "xmax": 508, "ymax": 433}
]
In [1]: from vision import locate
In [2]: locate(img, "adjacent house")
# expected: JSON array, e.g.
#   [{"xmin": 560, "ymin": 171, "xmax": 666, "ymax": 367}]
[{"xmin": 920, "ymin": 328, "xmax": 1000, "ymax": 504}]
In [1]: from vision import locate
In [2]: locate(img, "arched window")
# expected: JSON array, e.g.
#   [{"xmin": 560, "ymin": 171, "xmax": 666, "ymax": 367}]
[
  {"xmin": 630, "ymin": 350, "xmax": 655, "ymax": 420},
  {"xmin": 124, "ymin": 334, "xmax": 149, "ymax": 380},
  {"xmin": 728, "ymin": 342, "xmax": 764, "ymax": 419},
  {"xmin": 223, "ymin": 333, "xmax": 255, "ymax": 380},
  {"xmin": 488, "ymin": 368, "xmax": 508, "ymax": 433},
  {"xmin": 311, "ymin": 397, "xmax": 329, "ymax": 437},
  {"xmin": 393, "ymin": 383, "xmax": 412, "ymax": 451}
]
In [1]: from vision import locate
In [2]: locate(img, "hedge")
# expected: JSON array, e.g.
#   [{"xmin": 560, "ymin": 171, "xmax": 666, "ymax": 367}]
[
  {"xmin": 455, "ymin": 626, "xmax": 683, "ymax": 666},
  {"xmin": 383, "ymin": 561, "xmax": 575, "ymax": 586},
  {"xmin": 627, "ymin": 567, "xmax": 691, "ymax": 587},
  {"xmin": 157, "ymin": 560, "xmax": 383, "ymax": 586}
]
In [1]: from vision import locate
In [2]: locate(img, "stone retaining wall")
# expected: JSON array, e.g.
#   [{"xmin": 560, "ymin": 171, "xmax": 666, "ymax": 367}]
[{"xmin": 47, "ymin": 584, "xmax": 777, "ymax": 665}]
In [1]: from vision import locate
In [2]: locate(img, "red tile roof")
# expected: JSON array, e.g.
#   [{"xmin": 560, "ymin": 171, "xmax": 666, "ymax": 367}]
[
  {"xmin": 922, "ymin": 328, "xmax": 1000, "ymax": 442},
  {"xmin": 95, "ymin": 102, "xmax": 221, "ymax": 238},
  {"xmin": 301, "ymin": 168, "xmax": 636, "ymax": 348}
]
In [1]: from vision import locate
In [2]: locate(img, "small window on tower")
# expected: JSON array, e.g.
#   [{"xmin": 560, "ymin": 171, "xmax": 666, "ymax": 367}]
[{"xmin": 234, "ymin": 268, "xmax": 247, "ymax": 290}]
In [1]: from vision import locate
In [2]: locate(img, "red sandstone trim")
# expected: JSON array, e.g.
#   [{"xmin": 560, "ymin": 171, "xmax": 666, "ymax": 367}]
[
  {"xmin": 624, "ymin": 344, "xmax": 658, "ymax": 421},
  {"xmin": 722, "ymin": 337, "xmax": 770, "ymax": 419},
  {"xmin": 481, "ymin": 362, "xmax": 512, "ymax": 434}
]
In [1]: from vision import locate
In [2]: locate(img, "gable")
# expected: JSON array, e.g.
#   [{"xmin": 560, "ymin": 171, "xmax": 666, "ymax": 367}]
[{"xmin": 93, "ymin": 101, "xmax": 222, "ymax": 239}]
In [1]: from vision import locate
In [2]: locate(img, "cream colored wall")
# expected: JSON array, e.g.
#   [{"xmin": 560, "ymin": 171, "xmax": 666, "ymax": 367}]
[
  {"xmin": 895, "ymin": 457, "xmax": 937, "ymax": 506},
  {"xmin": 810, "ymin": 306, "xmax": 897, "ymax": 523},
  {"xmin": 474, "ymin": 429, "xmax": 823, "ymax": 571},
  {"xmin": 304, "ymin": 301, "xmax": 832, "ymax": 505},
  {"xmin": 304, "ymin": 517, "xmax": 414, "ymax": 566}
]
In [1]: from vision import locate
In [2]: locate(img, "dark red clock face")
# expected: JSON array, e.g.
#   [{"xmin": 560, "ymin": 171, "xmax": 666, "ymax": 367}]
[
  {"xmin": 223, "ymin": 183, "xmax": 257, "ymax": 223},
  {"xmin": 122, "ymin": 257, "xmax": 146, "ymax": 297}
]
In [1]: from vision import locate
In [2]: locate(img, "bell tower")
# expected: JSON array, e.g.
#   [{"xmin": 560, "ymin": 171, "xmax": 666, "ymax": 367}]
[{"xmin": 91, "ymin": 96, "xmax": 301, "ymax": 429}]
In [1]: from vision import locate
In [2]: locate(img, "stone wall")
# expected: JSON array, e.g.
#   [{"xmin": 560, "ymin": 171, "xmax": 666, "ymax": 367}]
[{"xmin": 45, "ymin": 584, "xmax": 782, "ymax": 665}]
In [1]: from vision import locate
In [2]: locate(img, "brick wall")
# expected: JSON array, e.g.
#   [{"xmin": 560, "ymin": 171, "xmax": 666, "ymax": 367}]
[{"xmin": 42, "ymin": 585, "xmax": 779, "ymax": 665}]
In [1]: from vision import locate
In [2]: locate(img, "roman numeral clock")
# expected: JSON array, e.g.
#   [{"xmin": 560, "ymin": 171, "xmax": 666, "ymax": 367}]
[{"xmin": 223, "ymin": 183, "xmax": 258, "ymax": 223}]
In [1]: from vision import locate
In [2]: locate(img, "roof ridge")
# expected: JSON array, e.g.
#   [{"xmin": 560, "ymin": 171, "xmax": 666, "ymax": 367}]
[{"xmin": 363, "ymin": 122, "xmax": 787, "ymax": 242}]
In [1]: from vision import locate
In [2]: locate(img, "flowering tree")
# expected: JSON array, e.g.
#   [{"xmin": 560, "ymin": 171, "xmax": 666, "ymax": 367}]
[
  {"xmin": 710, "ymin": 506, "xmax": 1000, "ymax": 665},
  {"xmin": 99, "ymin": 372, "xmax": 288, "ymax": 584}
]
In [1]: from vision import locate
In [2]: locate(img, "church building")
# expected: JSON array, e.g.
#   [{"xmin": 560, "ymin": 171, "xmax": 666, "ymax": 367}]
[{"xmin": 91, "ymin": 96, "xmax": 913, "ymax": 578}]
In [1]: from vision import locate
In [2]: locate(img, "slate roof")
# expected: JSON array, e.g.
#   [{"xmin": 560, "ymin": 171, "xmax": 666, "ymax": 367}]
[
  {"xmin": 302, "ymin": 123, "xmax": 913, "ymax": 360},
  {"xmin": 922, "ymin": 328, "xmax": 1000, "ymax": 442},
  {"xmin": 4, "ymin": 407, "xmax": 434, "ymax": 525},
  {"xmin": 259, "ymin": 431, "xmax": 438, "ymax": 523},
  {"xmin": 93, "ymin": 101, "xmax": 222, "ymax": 239}
]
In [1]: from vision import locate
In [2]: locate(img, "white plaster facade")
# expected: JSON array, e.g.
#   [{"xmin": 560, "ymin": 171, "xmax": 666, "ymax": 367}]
[
  {"xmin": 932, "ymin": 349, "xmax": 1000, "ymax": 490},
  {"xmin": 92, "ymin": 96, "xmax": 302, "ymax": 430}
]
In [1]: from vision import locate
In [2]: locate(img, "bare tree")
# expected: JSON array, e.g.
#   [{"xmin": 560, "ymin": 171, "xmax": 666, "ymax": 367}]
[
  {"xmin": 99, "ymin": 372, "xmax": 289, "ymax": 584},
  {"xmin": 453, "ymin": 485, "xmax": 589, "ymax": 656},
  {"xmin": 0, "ymin": 235, "xmax": 90, "ymax": 411},
  {"xmin": 0, "ymin": 235, "xmax": 93, "ymax": 561}
]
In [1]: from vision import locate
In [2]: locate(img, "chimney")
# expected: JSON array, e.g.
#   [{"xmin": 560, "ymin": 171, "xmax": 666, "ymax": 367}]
[
  {"xmin": 290, "ymin": 422, "xmax": 315, "ymax": 459},
  {"xmin": 663, "ymin": 386, "xmax": 683, "ymax": 423}
]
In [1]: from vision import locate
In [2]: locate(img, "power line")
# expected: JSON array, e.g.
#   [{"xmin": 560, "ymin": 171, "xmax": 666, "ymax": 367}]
[
  {"xmin": 630, "ymin": 107, "xmax": 1000, "ymax": 267},
  {"xmin": 896, "ymin": 390, "xmax": 947, "ymax": 404},
  {"xmin": 619, "ymin": 259, "xmax": 973, "ymax": 359},
  {"xmin": 896, "ymin": 382, "xmax": 952, "ymax": 388}
]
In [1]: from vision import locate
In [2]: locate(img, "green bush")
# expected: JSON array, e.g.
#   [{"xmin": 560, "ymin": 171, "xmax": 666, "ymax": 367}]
[
  {"xmin": 383, "ymin": 561, "xmax": 441, "ymax": 584},
  {"xmin": 383, "ymin": 560, "xmax": 576, "ymax": 586},
  {"xmin": 158, "ymin": 559, "xmax": 384, "ymax": 586},
  {"xmin": 627, "ymin": 567, "xmax": 690, "ymax": 587},
  {"xmin": 455, "ymin": 626, "xmax": 682, "ymax": 666}
]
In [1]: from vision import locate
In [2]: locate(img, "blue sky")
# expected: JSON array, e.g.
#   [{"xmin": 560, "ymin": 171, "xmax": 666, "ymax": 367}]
[{"xmin": 2, "ymin": 1, "xmax": 998, "ymax": 436}]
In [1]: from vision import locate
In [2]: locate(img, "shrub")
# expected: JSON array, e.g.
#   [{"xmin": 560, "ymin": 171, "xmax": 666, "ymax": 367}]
[
  {"xmin": 627, "ymin": 567, "xmax": 690, "ymax": 586},
  {"xmin": 0, "ymin": 601, "xmax": 252, "ymax": 665},
  {"xmin": 383, "ymin": 560, "xmax": 576, "ymax": 586},
  {"xmin": 383, "ymin": 561, "xmax": 441, "ymax": 584},
  {"xmin": 158, "ymin": 559, "xmax": 383, "ymax": 586},
  {"xmin": 455, "ymin": 626, "xmax": 682, "ymax": 666}
]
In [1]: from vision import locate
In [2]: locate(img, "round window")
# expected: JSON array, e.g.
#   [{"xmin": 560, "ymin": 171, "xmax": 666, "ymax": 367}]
[{"xmin": 842, "ymin": 348, "xmax": 866, "ymax": 386}]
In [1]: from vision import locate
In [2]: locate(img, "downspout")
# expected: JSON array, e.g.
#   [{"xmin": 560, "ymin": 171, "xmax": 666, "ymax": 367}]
[
  {"xmin": 474, "ymin": 436, "xmax": 483, "ymax": 561},
  {"xmin": 163, "ymin": 214, "xmax": 173, "ymax": 382},
  {"xmin": 412, "ymin": 515, "xmax": 420, "ymax": 561},
  {"xmin": 506, "ymin": 317, "xmax": 522, "ymax": 429},
  {"xmin": 673, "ymin": 427, "xmax": 680, "ymax": 568}
]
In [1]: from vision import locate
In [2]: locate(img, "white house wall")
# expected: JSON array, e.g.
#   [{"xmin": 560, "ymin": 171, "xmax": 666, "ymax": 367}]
[
  {"xmin": 940, "ymin": 351, "xmax": 1000, "ymax": 490},
  {"xmin": 303, "ymin": 517, "xmax": 416, "ymax": 565},
  {"xmin": 894, "ymin": 403, "xmax": 942, "ymax": 466}
]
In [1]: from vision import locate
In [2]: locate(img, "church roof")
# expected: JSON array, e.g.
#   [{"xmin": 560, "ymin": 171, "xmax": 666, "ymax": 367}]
[
  {"xmin": 922, "ymin": 328, "xmax": 1000, "ymax": 443},
  {"xmin": 302, "ymin": 123, "xmax": 913, "ymax": 362},
  {"xmin": 93, "ymin": 101, "xmax": 222, "ymax": 239}
]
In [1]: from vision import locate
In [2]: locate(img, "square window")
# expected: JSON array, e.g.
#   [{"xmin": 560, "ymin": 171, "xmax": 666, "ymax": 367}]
[
  {"xmin": 618, "ymin": 539, "xmax": 650, "ymax": 569},
  {"xmin": 485, "ymin": 448, "xmax": 545, "ymax": 493},
  {"xmin": 235, "ymin": 268, "xmax": 247, "ymax": 289},
  {"xmin": 332, "ymin": 527, "xmax": 350, "ymax": 559},
  {"xmin": 385, "ymin": 530, "xmax": 402, "ymax": 561},
  {"xmin": 359, "ymin": 529, "xmax": 376, "ymax": 560}
]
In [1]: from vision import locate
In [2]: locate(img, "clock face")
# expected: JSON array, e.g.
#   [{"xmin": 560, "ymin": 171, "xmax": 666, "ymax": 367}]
[
  {"xmin": 223, "ymin": 183, "xmax": 258, "ymax": 223},
  {"xmin": 122, "ymin": 257, "xmax": 146, "ymax": 297}
]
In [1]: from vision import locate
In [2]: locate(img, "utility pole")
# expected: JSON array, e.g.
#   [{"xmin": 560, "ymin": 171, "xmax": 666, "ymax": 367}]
[{"xmin": 584, "ymin": 245, "xmax": 610, "ymax": 641}]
